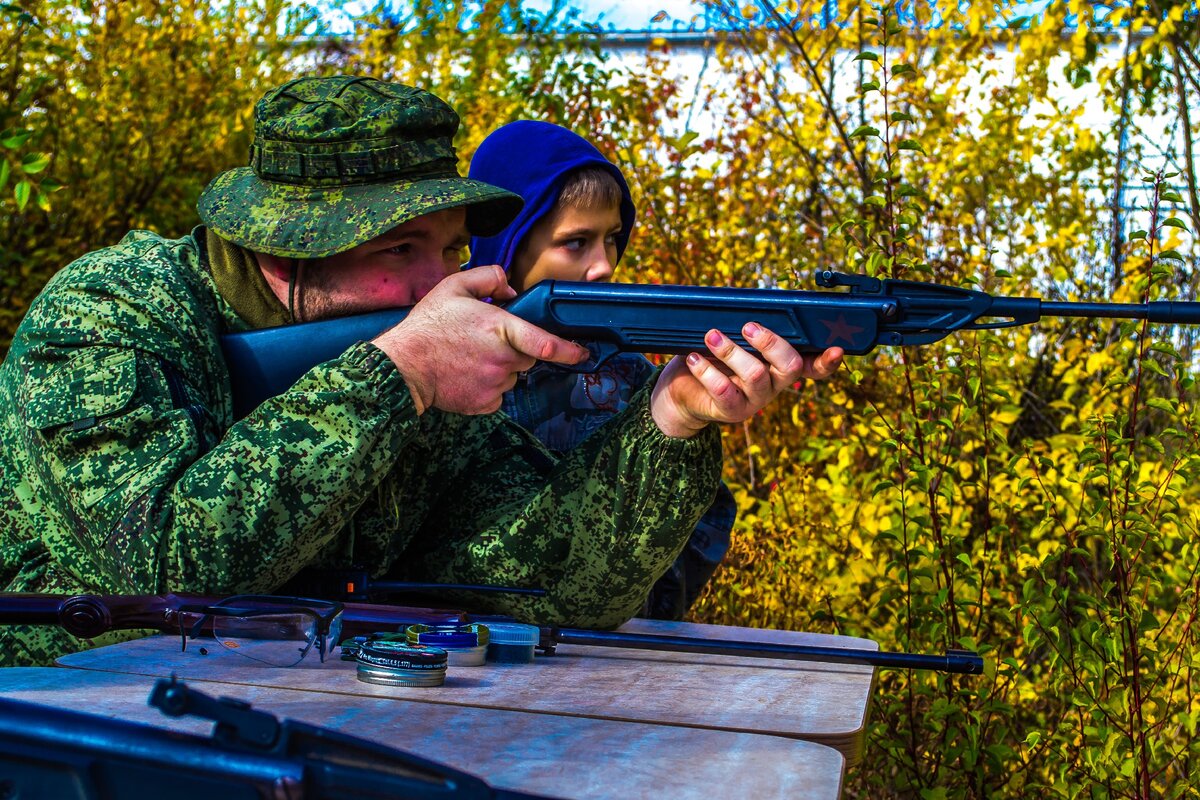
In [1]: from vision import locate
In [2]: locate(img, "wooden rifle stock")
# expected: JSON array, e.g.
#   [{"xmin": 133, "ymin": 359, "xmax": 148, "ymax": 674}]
[{"xmin": 0, "ymin": 593, "xmax": 469, "ymax": 641}]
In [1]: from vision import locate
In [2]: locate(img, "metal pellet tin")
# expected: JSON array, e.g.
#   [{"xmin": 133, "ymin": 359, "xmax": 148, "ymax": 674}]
[{"xmin": 355, "ymin": 641, "xmax": 447, "ymax": 687}]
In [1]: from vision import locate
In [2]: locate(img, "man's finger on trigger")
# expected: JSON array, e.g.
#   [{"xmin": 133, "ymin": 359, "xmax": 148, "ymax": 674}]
[
  {"xmin": 508, "ymin": 319, "xmax": 588, "ymax": 365},
  {"xmin": 540, "ymin": 336, "xmax": 589, "ymax": 365}
]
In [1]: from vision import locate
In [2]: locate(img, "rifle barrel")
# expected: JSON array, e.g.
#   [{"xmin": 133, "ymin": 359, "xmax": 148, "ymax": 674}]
[
  {"xmin": 550, "ymin": 628, "xmax": 984, "ymax": 674},
  {"xmin": 1039, "ymin": 300, "xmax": 1200, "ymax": 324}
]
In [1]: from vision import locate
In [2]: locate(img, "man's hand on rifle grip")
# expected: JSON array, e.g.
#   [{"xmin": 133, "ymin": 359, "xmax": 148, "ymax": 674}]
[{"xmin": 373, "ymin": 267, "xmax": 589, "ymax": 415}]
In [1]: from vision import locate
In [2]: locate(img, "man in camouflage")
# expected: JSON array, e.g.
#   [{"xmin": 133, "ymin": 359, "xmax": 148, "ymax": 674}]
[{"xmin": 0, "ymin": 76, "xmax": 842, "ymax": 666}]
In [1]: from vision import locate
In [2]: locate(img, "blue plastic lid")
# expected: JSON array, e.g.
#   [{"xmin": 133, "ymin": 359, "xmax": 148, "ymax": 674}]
[
  {"xmin": 485, "ymin": 622, "xmax": 540, "ymax": 646},
  {"xmin": 415, "ymin": 630, "xmax": 478, "ymax": 648}
]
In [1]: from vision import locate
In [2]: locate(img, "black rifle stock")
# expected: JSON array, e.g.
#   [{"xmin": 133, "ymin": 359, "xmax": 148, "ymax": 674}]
[
  {"xmin": 0, "ymin": 675, "xmax": 543, "ymax": 799},
  {"xmin": 220, "ymin": 271, "xmax": 1200, "ymax": 419}
]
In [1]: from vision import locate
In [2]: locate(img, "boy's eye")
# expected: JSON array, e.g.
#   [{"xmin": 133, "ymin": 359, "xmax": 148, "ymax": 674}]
[
  {"xmin": 388, "ymin": 243, "xmax": 412, "ymax": 256},
  {"xmin": 561, "ymin": 238, "xmax": 586, "ymax": 251}
]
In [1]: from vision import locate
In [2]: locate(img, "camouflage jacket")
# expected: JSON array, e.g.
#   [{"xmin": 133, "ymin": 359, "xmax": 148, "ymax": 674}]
[{"xmin": 0, "ymin": 228, "xmax": 721, "ymax": 665}]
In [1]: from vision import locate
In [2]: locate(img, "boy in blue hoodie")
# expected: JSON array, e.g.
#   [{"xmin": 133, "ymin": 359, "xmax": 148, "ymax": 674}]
[{"xmin": 468, "ymin": 120, "xmax": 735, "ymax": 619}]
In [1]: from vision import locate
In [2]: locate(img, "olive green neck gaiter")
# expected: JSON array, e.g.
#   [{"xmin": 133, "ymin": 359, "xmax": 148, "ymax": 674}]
[{"xmin": 206, "ymin": 229, "xmax": 293, "ymax": 329}]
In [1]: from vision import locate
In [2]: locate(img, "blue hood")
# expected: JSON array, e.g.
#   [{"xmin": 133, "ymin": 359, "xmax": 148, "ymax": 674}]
[{"xmin": 467, "ymin": 120, "xmax": 636, "ymax": 271}]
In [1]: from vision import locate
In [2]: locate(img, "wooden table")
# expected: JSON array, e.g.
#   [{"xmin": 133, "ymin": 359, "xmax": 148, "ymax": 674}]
[{"xmin": 26, "ymin": 618, "xmax": 877, "ymax": 798}]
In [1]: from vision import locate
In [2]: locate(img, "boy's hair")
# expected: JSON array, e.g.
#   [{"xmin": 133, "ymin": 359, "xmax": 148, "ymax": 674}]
[{"xmin": 558, "ymin": 167, "xmax": 623, "ymax": 211}]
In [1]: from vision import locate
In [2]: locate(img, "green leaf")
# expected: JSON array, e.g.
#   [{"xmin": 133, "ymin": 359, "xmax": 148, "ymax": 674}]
[
  {"xmin": 891, "ymin": 64, "xmax": 916, "ymax": 77},
  {"xmin": 897, "ymin": 139, "xmax": 926, "ymax": 154},
  {"xmin": 1149, "ymin": 341, "xmax": 1180, "ymax": 356},
  {"xmin": 1146, "ymin": 398, "xmax": 1177, "ymax": 414},
  {"xmin": 850, "ymin": 125, "xmax": 879, "ymax": 138},
  {"xmin": 1008, "ymin": 16, "xmax": 1029, "ymax": 29},
  {"xmin": 864, "ymin": 195, "xmax": 886, "ymax": 206},
  {"xmin": 0, "ymin": 127, "xmax": 30, "ymax": 149},
  {"xmin": 0, "ymin": 159, "xmax": 9, "ymax": 192},
  {"xmin": 890, "ymin": 111, "xmax": 915, "ymax": 123},
  {"xmin": 1159, "ymin": 249, "xmax": 1184, "ymax": 261},
  {"xmin": 35, "ymin": 189, "xmax": 49, "ymax": 212},
  {"xmin": 1162, "ymin": 217, "xmax": 1188, "ymax": 230},
  {"xmin": 854, "ymin": 51, "xmax": 880, "ymax": 63},
  {"xmin": 670, "ymin": 130, "xmax": 699, "ymax": 150},
  {"xmin": 1144, "ymin": 359, "xmax": 1169, "ymax": 378},
  {"xmin": 1162, "ymin": 190, "xmax": 1184, "ymax": 202},
  {"xmin": 14, "ymin": 179, "xmax": 30, "ymax": 211},
  {"xmin": 20, "ymin": 153, "xmax": 49, "ymax": 174},
  {"xmin": 1130, "ymin": 229, "xmax": 1147, "ymax": 240},
  {"xmin": 861, "ymin": 80, "xmax": 879, "ymax": 92}
]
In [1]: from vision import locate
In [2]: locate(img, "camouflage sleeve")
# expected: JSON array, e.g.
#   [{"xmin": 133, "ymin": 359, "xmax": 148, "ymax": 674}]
[
  {"xmin": 410, "ymin": 375, "xmax": 723, "ymax": 629},
  {"xmin": 22, "ymin": 338, "xmax": 417, "ymax": 595}
]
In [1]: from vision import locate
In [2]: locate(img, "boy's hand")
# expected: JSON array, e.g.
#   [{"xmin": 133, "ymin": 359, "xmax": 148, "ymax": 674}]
[
  {"xmin": 373, "ymin": 266, "xmax": 589, "ymax": 415},
  {"xmin": 649, "ymin": 323, "xmax": 842, "ymax": 438}
]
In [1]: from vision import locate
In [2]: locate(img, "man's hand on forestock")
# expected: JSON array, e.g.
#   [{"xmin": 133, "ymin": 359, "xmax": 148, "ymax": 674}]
[
  {"xmin": 650, "ymin": 322, "xmax": 843, "ymax": 439},
  {"xmin": 372, "ymin": 266, "xmax": 589, "ymax": 415}
]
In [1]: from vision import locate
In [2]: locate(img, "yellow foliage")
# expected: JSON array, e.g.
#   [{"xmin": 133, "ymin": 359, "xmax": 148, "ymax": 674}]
[{"xmin": 5, "ymin": 1, "xmax": 1200, "ymax": 796}]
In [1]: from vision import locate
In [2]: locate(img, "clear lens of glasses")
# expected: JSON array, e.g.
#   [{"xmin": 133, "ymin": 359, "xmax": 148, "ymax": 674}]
[{"xmin": 181, "ymin": 610, "xmax": 318, "ymax": 667}]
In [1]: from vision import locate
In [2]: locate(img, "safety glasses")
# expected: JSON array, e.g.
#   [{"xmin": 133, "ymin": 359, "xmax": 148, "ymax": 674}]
[{"xmin": 176, "ymin": 595, "xmax": 344, "ymax": 667}]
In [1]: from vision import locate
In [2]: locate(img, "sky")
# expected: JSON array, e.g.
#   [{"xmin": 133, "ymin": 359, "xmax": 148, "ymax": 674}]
[
  {"xmin": 543, "ymin": 0, "xmax": 702, "ymax": 30},
  {"xmin": 330, "ymin": 1, "xmax": 1059, "ymax": 34},
  {"xmin": 521, "ymin": 1, "xmax": 1056, "ymax": 31}
]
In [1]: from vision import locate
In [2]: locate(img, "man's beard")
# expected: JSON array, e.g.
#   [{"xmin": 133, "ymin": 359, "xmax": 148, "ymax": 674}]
[{"xmin": 292, "ymin": 261, "xmax": 359, "ymax": 322}]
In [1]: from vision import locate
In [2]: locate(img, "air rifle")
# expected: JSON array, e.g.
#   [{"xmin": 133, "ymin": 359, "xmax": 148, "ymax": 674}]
[
  {"xmin": 0, "ymin": 675, "xmax": 542, "ymax": 799},
  {"xmin": 220, "ymin": 271, "xmax": 1200, "ymax": 418},
  {"xmin": 0, "ymin": 592, "xmax": 984, "ymax": 674}
]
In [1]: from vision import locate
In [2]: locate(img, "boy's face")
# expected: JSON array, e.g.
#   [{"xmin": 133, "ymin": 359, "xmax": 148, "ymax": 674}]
[{"xmin": 508, "ymin": 201, "xmax": 622, "ymax": 292}]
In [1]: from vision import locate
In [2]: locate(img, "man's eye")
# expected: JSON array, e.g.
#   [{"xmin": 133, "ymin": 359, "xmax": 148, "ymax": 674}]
[
  {"xmin": 389, "ymin": 244, "xmax": 412, "ymax": 256},
  {"xmin": 562, "ymin": 238, "xmax": 586, "ymax": 251}
]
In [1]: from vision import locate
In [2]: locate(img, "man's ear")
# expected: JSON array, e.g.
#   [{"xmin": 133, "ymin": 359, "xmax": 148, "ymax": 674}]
[{"xmin": 254, "ymin": 252, "xmax": 296, "ymax": 307}]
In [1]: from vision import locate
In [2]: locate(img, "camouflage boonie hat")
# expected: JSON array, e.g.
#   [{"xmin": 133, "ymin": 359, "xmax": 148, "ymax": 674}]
[{"xmin": 198, "ymin": 75, "xmax": 523, "ymax": 258}]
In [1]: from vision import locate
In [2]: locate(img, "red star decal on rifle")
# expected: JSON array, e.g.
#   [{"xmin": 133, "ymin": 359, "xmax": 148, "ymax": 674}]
[{"xmin": 819, "ymin": 314, "xmax": 866, "ymax": 347}]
